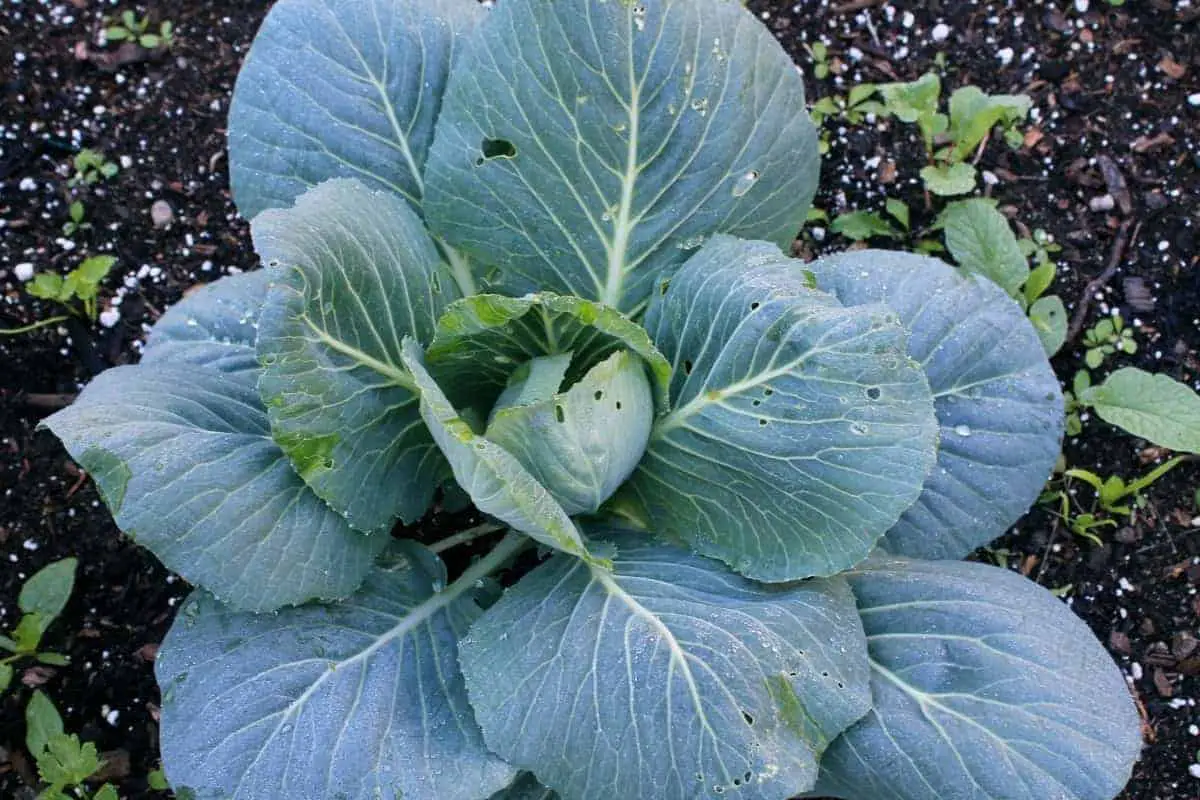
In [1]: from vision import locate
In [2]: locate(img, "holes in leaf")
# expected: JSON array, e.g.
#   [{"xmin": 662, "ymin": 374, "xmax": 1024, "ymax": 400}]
[
  {"xmin": 763, "ymin": 387, "xmax": 774, "ymax": 397},
  {"xmin": 323, "ymin": 458, "xmax": 334, "ymax": 469},
  {"xmin": 866, "ymin": 386, "xmax": 881, "ymax": 400},
  {"xmin": 615, "ymin": 401, "xmax": 622, "ymax": 410},
  {"xmin": 758, "ymin": 419, "xmax": 768, "ymax": 426},
  {"xmin": 741, "ymin": 711, "xmax": 754, "ymax": 727},
  {"xmin": 683, "ymin": 360, "xmax": 693, "ymax": 375},
  {"xmin": 555, "ymin": 405, "xmax": 566, "ymax": 423},
  {"xmin": 594, "ymin": 390, "xmax": 603, "ymax": 401},
  {"xmin": 430, "ymin": 272, "xmax": 442, "ymax": 295},
  {"xmin": 659, "ymin": 279, "xmax": 671, "ymax": 296},
  {"xmin": 476, "ymin": 137, "xmax": 517, "ymax": 165},
  {"xmin": 751, "ymin": 399, "xmax": 761, "ymax": 407},
  {"xmin": 749, "ymin": 301, "xmax": 760, "ymax": 312}
]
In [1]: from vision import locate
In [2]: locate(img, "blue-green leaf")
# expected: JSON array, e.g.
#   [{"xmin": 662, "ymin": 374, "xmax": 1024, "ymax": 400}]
[
  {"xmin": 254, "ymin": 179, "xmax": 457, "ymax": 533},
  {"xmin": 424, "ymin": 0, "xmax": 819, "ymax": 313},
  {"xmin": 816, "ymin": 556, "xmax": 1142, "ymax": 800},
  {"xmin": 41, "ymin": 365, "xmax": 385, "ymax": 612},
  {"xmin": 400, "ymin": 339, "xmax": 594, "ymax": 562},
  {"xmin": 460, "ymin": 531, "xmax": 871, "ymax": 800},
  {"xmin": 157, "ymin": 546, "xmax": 517, "ymax": 800},
  {"xmin": 631, "ymin": 236, "xmax": 938, "ymax": 581},
  {"xmin": 141, "ymin": 270, "xmax": 270, "ymax": 375},
  {"xmin": 809, "ymin": 250, "xmax": 1064, "ymax": 559},
  {"xmin": 228, "ymin": 0, "xmax": 483, "ymax": 219}
]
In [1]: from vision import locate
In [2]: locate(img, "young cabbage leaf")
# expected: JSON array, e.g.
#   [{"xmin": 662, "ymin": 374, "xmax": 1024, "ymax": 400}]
[
  {"xmin": 808, "ymin": 250, "xmax": 1064, "ymax": 559},
  {"xmin": 253, "ymin": 179, "xmax": 458, "ymax": 533},
  {"xmin": 423, "ymin": 0, "xmax": 820, "ymax": 312},
  {"xmin": 156, "ymin": 541, "xmax": 522, "ymax": 800},
  {"xmin": 460, "ymin": 530, "xmax": 872, "ymax": 800},
  {"xmin": 42, "ymin": 364, "xmax": 386, "ymax": 612},
  {"xmin": 632, "ymin": 236, "xmax": 939, "ymax": 580},
  {"xmin": 815, "ymin": 556, "xmax": 1142, "ymax": 800},
  {"xmin": 228, "ymin": 0, "xmax": 483, "ymax": 221}
]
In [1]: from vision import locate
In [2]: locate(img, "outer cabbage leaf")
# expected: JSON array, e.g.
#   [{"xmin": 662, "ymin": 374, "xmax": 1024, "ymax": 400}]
[
  {"xmin": 399, "ymin": 339, "xmax": 596, "ymax": 563},
  {"xmin": 254, "ymin": 179, "xmax": 457, "ymax": 533},
  {"xmin": 815, "ymin": 556, "xmax": 1142, "ymax": 800},
  {"xmin": 809, "ymin": 250, "xmax": 1064, "ymax": 559},
  {"xmin": 41, "ymin": 365, "xmax": 385, "ymax": 612},
  {"xmin": 486, "ymin": 350, "xmax": 655, "ymax": 515},
  {"xmin": 228, "ymin": 0, "xmax": 483, "ymax": 220},
  {"xmin": 459, "ymin": 531, "xmax": 871, "ymax": 800},
  {"xmin": 141, "ymin": 270, "xmax": 269, "ymax": 375},
  {"xmin": 631, "ymin": 236, "xmax": 938, "ymax": 581},
  {"xmin": 156, "ymin": 544, "xmax": 517, "ymax": 800},
  {"xmin": 424, "ymin": 0, "xmax": 819, "ymax": 313},
  {"xmin": 427, "ymin": 292, "xmax": 672, "ymax": 415}
]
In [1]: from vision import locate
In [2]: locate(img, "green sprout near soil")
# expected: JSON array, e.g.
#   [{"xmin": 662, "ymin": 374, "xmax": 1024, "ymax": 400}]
[
  {"xmin": 26, "ymin": 691, "xmax": 119, "ymax": 800},
  {"xmin": 1083, "ymin": 313, "xmax": 1138, "ymax": 369},
  {"xmin": 820, "ymin": 73, "xmax": 1029, "ymax": 198},
  {"xmin": 104, "ymin": 10, "xmax": 175, "ymax": 50},
  {"xmin": 4, "ymin": 560, "xmax": 116, "ymax": 799},
  {"xmin": 1044, "ymin": 456, "xmax": 1189, "ymax": 546},
  {"xmin": 804, "ymin": 40, "xmax": 832, "ymax": 80},
  {"xmin": 61, "ymin": 201, "xmax": 90, "ymax": 238},
  {"xmin": 2, "ymin": 256, "xmax": 117, "ymax": 336},
  {"xmin": 0, "ymin": 559, "xmax": 76, "ymax": 694},
  {"xmin": 68, "ymin": 149, "xmax": 118, "ymax": 187}
]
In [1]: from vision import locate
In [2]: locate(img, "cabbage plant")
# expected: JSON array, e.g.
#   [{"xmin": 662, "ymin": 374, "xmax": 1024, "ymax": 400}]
[{"xmin": 43, "ymin": 1, "xmax": 1142, "ymax": 798}]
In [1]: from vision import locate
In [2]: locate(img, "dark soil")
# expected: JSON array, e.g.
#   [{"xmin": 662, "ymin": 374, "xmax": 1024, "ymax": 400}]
[{"xmin": 1, "ymin": 1, "xmax": 1198, "ymax": 798}]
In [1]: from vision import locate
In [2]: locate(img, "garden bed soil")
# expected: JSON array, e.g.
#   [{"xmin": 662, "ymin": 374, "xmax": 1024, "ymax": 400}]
[{"xmin": 1, "ymin": 1, "xmax": 1198, "ymax": 798}]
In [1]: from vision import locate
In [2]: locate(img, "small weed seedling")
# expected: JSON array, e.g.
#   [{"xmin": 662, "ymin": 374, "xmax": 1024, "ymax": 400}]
[
  {"xmin": 1065, "ymin": 456, "xmax": 1188, "ymax": 517},
  {"xmin": 1083, "ymin": 314, "xmax": 1137, "ymax": 369},
  {"xmin": 1041, "ymin": 485, "xmax": 1117, "ymax": 546},
  {"xmin": 0, "ymin": 558, "xmax": 76, "ymax": 694},
  {"xmin": 829, "ymin": 201, "xmax": 908, "ymax": 242},
  {"xmin": 804, "ymin": 40, "xmax": 832, "ymax": 80},
  {"xmin": 864, "ymin": 73, "xmax": 1030, "ymax": 197},
  {"xmin": 1, "ymin": 256, "xmax": 118, "ymax": 337},
  {"xmin": 68, "ymin": 149, "xmax": 118, "ymax": 187},
  {"xmin": 105, "ymin": 10, "xmax": 174, "ymax": 49},
  {"xmin": 61, "ymin": 201, "xmax": 90, "ymax": 238},
  {"xmin": 26, "ymin": 690, "xmax": 118, "ymax": 800}
]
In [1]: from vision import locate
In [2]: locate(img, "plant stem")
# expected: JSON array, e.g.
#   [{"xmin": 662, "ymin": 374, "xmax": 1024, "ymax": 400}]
[
  {"xmin": 439, "ymin": 239, "xmax": 477, "ymax": 297},
  {"xmin": 429, "ymin": 522, "xmax": 506, "ymax": 554},
  {"xmin": 0, "ymin": 316, "xmax": 69, "ymax": 336}
]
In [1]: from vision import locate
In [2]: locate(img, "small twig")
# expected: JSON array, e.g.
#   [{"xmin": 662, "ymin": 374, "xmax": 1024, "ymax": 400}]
[
  {"xmin": 428, "ymin": 522, "xmax": 505, "ymax": 554},
  {"xmin": 828, "ymin": 0, "xmax": 885, "ymax": 14},
  {"xmin": 1065, "ymin": 219, "xmax": 1141, "ymax": 345},
  {"xmin": 0, "ymin": 315, "xmax": 69, "ymax": 336},
  {"xmin": 1034, "ymin": 519, "xmax": 1060, "ymax": 585},
  {"xmin": 19, "ymin": 392, "xmax": 77, "ymax": 410},
  {"xmin": 971, "ymin": 132, "xmax": 990, "ymax": 166}
]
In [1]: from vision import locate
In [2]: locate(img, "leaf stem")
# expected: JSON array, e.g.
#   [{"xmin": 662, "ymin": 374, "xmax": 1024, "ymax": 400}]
[
  {"xmin": 0, "ymin": 316, "xmax": 69, "ymax": 336},
  {"xmin": 439, "ymin": 239, "xmax": 477, "ymax": 297},
  {"xmin": 437, "ymin": 532, "xmax": 528, "ymax": 598},
  {"xmin": 428, "ymin": 522, "xmax": 506, "ymax": 554}
]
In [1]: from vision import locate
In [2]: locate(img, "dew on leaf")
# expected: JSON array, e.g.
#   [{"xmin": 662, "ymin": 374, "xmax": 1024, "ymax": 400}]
[{"xmin": 731, "ymin": 170, "xmax": 760, "ymax": 197}]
